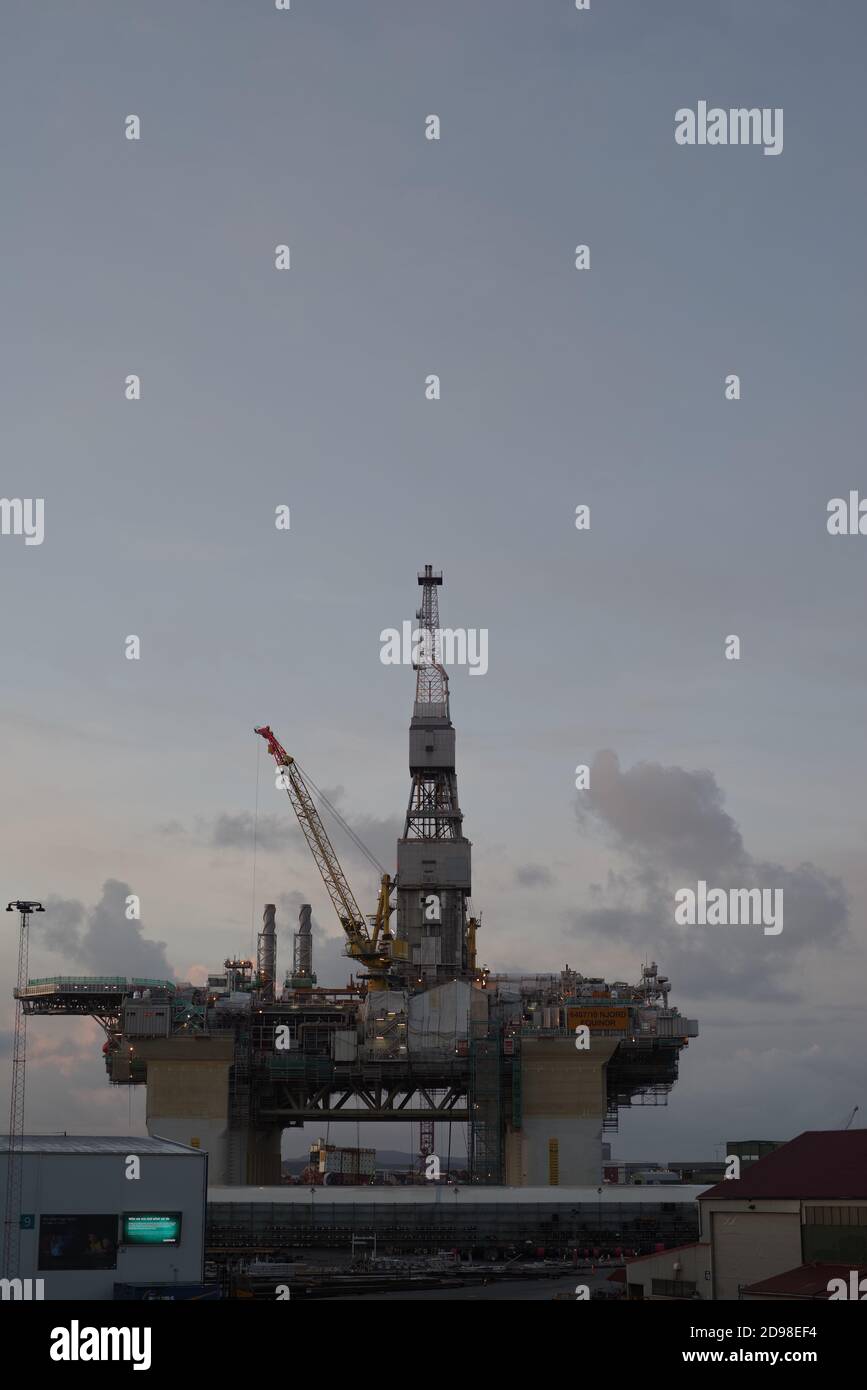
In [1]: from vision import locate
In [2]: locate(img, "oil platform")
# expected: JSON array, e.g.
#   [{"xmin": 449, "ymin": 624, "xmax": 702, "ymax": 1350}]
[{"xmin": 15, "ymin": 567, "xmax": 698, "ymax": 1186}]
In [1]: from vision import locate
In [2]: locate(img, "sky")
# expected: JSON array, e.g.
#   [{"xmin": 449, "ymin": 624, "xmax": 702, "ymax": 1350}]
[{"xmin": 1, "ymin": 0, "xmax": 865, "ymax": 1164}]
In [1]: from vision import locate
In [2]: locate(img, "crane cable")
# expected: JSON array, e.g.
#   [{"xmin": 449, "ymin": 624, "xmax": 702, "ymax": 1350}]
[{"xmin": 294, "ymin": 759, "xmax": 386, "ymax": 879}]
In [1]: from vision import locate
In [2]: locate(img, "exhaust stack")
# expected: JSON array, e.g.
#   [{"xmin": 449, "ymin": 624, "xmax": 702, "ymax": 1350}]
[
  {"xmin": 257, "ymin": 903, "xmax": 277, "ymax": 999},
  {"xmin": 294, "ymin": 903, "xmax": 313, "ymax": 981}
]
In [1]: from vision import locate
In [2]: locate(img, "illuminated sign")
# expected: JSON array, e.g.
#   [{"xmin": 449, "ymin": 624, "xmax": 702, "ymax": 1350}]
[
  {"xmin": 566, "ymin": 1006, "xmax": 629, "ymax": 1032},
  {"xmin": 122, "ymin": 1213, "xmax": 182, "ymax": 1246}
]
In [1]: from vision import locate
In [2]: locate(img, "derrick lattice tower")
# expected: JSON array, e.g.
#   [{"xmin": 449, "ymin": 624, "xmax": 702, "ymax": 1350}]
[{"xmin": 395, "ymin": 566, "xmax": 471, "ymax": 986}]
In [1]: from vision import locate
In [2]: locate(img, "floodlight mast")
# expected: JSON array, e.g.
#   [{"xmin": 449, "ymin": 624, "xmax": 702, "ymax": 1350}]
[{"xmin": 4, "ymin": 900, "xmax": 44, "ymax": 1279}]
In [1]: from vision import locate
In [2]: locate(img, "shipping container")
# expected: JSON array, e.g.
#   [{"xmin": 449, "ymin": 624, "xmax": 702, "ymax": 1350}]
[{"xmin": 122, "ymin": 1003, "xmax": 171, "ymax": 1038}]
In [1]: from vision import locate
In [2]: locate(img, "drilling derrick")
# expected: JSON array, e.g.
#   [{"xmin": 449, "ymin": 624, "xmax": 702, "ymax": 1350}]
[
  {"xmin": 395, "ymin": 566, "xmax": 471, "ymax": 986},
  {"xmin": 13, "ymin": 567, "xmax": 698, "ymax": 1193}
]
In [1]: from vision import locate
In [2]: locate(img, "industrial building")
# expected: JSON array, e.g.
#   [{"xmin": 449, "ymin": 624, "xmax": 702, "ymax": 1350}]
[
  {"xmin": 14, "ymin": 569, "xmax": 698, "ymax": 1196},
  {"xmin": 303, "ymin": 1138, "xmax": 376, "ymax": 1186},
  {"xmin": 0, "ymin": 1136, "xmax": 207, "ymax": 1301},
  {"xmin": 206, "ymin": 1183, "xmax": 706, "ymax": 1262},
  {"xmin": 622, "ymin": 1129, "xmax": 867, "ymax": 1300},
  {"xmin": 602, "ymin": 1140, "xmax": 785, "ymax": 1187}
]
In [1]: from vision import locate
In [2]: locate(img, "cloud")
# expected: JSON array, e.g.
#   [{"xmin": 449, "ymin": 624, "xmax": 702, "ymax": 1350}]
[
  {"xmin": 571, "ymin": 752, "xmax": 850, "ymax": 1002},
  {"xmin": 40, "ymin": 879, "xmax": 174, "ymax": 980},
  {"xmin": 153, "ymin": 811, "xmax": 294, "ymax": 853},
  {"xmin": 515, "ymin": 863, "xmax": 555, "ymax": 888},
  {"xmin": 155, "ymin": 819, "xmax": 186, "ymax": 837},
  {"xmin": 40, "ymin": 895, "xmax": 86, "ymax": 957},
  {"xmin": 210, "ymin": 811, "xmax": 288, "ymax": 852},
  {"xmin": 277, "ymin": 890, "xmax": 317, "ymax": 934},
  {"xmin": 343, "ymin": 812, "xmax": 404, "ymax": 877},
  {"xmin": 0, "ymin": 1019, "xmax": 149, "ymax": 1136},
  {"xmin": 578, "ymin": 749, "xmax": 745, "ymax": 876},
  {"xmin": 288, "ymin": 782, "xmax": 403, "ymax": 874},
  {"xmin": 167, "ymin": 795, "xmax": 403, "ymax": 877}
]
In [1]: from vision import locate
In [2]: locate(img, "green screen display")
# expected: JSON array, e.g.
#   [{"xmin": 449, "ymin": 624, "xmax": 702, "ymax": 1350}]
[{"xmin": 122, "ymin": 1213, "xmax": 182, "ymax": 1245}]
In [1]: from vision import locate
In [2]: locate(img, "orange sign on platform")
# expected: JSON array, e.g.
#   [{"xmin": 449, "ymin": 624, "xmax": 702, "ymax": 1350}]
[{"xmin": 566, "ymin": 1006, "xmax": 629, "ymax": 1032}]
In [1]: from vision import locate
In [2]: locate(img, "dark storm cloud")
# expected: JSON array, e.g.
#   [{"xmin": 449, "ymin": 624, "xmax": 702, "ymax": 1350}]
[
  {"xmin": 40, "ymin": 879, "xmax": 174, "ymax": 980},
  {"xmin": 571, "ymin": 753, "xmax": 849, "ymax": 1002}
]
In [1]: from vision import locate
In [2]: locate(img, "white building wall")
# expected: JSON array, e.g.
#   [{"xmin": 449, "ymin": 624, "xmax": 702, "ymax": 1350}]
[
  {"xmin": 708, "ymin": 1203, "xmax": 801, "ymax": 1300},
  {"xmin": 625, "ymin": 1242, "xmax": 711, "ymax": 1299}
]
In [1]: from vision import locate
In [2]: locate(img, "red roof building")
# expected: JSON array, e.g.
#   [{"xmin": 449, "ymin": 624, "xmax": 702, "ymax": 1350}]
[
  {"xmin": 741, "ymin": 1262, "xmax": 867, "ymax": 1300},
  {"xmin": 699, "ymin": 1130, "xmax": 867, "ymax": 1202},
  {"xmin": 625, "ymin": 1131, "xmax": 867, "ymax": 1301}
]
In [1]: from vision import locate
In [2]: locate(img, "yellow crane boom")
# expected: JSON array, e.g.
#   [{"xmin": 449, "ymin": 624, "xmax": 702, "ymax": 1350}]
[{"xmin": 254, "ymin": 725, "xmax": 394, "ymax": 984}]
